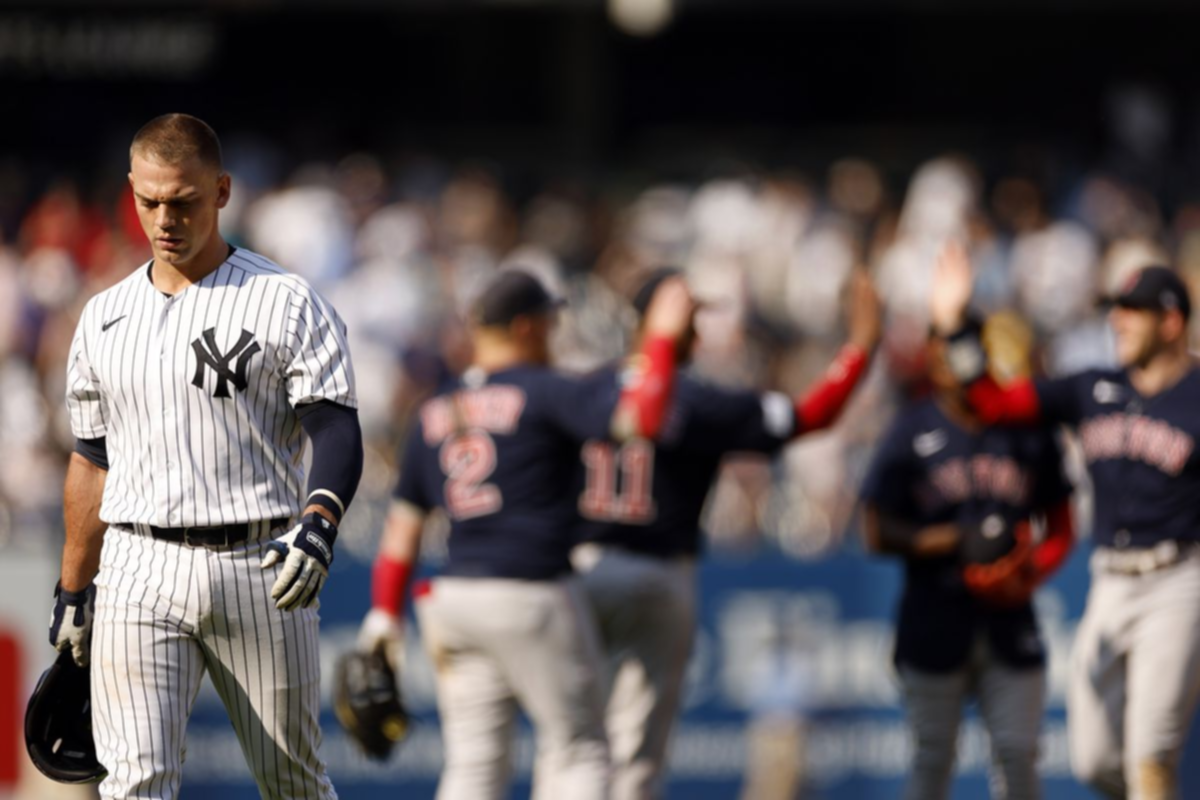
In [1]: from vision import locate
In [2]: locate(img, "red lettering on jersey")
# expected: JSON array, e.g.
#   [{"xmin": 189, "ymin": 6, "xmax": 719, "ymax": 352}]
[
  {"xmin": 928, "ymin": 455, "xmax": 1030, "ymax": 506},
  {"xmin": 929, "ymin": 459, "xmax": 970, "ymax": 503},
  {"xmin": 422, "ymin": 386, "xmax": 527, "ymax": 444},
  {"xmin": 440, "ymin": 432, "xmax": 503, "ymax": 520},
  {"xmin": 579, "ymin": 440, "xmax": 657, "ymax": 524},
  {"xmin": 579, "ymin": 442, "xmax": 618, "ymax": 520},
  {"xmin": 1161, "ymin": 430, "xmax": 1195, "ymax": 475},
  {"xmin": 1080, "ymin": 413, "xmax": 1195, "ymax": 477}
]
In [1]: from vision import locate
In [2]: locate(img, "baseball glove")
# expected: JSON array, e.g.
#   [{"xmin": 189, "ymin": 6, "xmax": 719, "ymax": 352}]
[
  {"xmin": 333, "ymin": 648, "xmax": 409, "ymax": 760},
  {"xmin": 961, "ymin": 516, "xmax": 1036, "ymax": 607}
]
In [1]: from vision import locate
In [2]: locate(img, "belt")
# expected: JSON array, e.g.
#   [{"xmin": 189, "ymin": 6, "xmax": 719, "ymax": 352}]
[
  {"xmin": 114, "ymin": 518, "xmax": 290, "ymax": 547},
  {"xmin": 1093, "ymin": 540, "xmax": 1200, "ymax": 576}
]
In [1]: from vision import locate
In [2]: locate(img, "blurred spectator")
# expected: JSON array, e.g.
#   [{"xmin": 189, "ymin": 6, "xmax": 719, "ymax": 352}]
[{"xmin": 7, "ymin": 131, "xmax": 1179, "ymax": 562}]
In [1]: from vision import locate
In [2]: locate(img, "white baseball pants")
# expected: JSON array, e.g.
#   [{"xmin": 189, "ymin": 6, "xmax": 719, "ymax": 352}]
[{"xmin": 92, "ymin": 525, "xmax": 336, "ymax": 800}]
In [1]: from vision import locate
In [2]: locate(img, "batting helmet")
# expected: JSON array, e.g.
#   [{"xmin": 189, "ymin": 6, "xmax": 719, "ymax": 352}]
[
  {"xmin": 333, "ymin": 649, "xmax": 409, "ymax": 760},
  {"xmin": 24, "ymin": 650, "xmax": 107, "ymax": 784}
]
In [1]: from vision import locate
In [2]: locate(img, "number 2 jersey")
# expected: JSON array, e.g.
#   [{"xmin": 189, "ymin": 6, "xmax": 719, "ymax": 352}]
[
  {"xmin": 573, "ymin": 365, "xmax": 797, "ymax": 558},
  {"xmin": 393, "ymin": 365, "xmax": 626, "ymax": 580}
]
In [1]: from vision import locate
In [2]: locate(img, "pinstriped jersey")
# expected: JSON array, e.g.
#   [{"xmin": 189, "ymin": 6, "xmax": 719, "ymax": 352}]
[{"xmin": 65, "ymin": 247, "xmax": 356, "ymax": 528}]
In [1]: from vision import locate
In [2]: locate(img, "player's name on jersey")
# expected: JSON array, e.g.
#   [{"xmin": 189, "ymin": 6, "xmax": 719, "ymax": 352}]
[
  {"xmin": 421, "ymin": 385, "xmax": 527, "ymax": 444},
  {"xmin": 926, "ymin": 454, "xmax": 1033, "ymax": 507},
  {"xmin": 1078, "ymin": 412, "xmax": 1194, "ymax": 476}
]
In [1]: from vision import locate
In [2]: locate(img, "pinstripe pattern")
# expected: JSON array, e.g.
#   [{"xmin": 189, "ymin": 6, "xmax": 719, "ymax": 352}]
[
  {"xmin": 66, "ymin": 248, "xmax": 352, "ymax": 799},
  {"xmin": 93, "ymin": 526, "xmax": 335, "ymax": 799},
  {"xmin": 66, "ymin": 249, "xmax": 356, "ymax": 527}
]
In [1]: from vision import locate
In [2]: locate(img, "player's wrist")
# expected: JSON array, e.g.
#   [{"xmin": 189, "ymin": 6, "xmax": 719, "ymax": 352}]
[
  {"xmin": 55, "ymin": 580, "xmax": 94, "ymax": 604},
  {"xmin": 305, "ymin": 489, "xmax": 345, "ymax": 523},
  {"xmin": 303, "ymin": 503, "xmax": 340, "ymax": 527},
  {"xmin": 372, "ymin": 555, "xmax": 413, "ymax": 616}
]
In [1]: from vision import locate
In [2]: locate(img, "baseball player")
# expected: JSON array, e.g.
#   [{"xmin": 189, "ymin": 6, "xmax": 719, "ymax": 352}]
[
  {"xmin": 357, "ymin": 269, "xmax": 695, "ymax": 800},
  {"xmin": 931, "ymin": 245, "xmax": 1200, "ymax": 800},
  {"xmin": 570, "ymin": 267, "xmax": 882, "ymax": 800},
  {"xmin": 49, "ymin": 114, "xmax": 362, "ymax": 799},
  {"xmin": 860, "ymin": 316, "xmax": 1074, "ymax": 800}
]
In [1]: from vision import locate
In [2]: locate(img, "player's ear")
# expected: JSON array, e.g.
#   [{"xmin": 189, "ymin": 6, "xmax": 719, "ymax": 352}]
[
  {"xmin": 508, "ymin": 316, "xmax": 531, "ymax": 339},
  {"xmin": 215, "ymin": 172, "xmax": 232, "ymax": 209}
]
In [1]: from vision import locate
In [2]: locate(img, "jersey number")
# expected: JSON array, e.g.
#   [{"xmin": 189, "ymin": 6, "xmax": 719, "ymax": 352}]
[
  {"xmin": 579, "ymin": 440, "xmax": 656, "ymax": 524},
  {"xmin": 440, "ymin": 432, "xmax": 502, "ymax": 520}
]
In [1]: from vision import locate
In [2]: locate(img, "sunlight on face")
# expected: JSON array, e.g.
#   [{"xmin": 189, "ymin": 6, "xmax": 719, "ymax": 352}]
[
  {"xmin": 1108, "ymin": 305, "xmax": 1162, "ymax": 369},
  {"xmin": 128, "ymin": 153, "xmax": 229, "ymax": 268}
]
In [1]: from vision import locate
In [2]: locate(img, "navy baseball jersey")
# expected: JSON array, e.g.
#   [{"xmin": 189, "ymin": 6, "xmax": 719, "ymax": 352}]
[
  {"xmin": 394, "ymin": 365, "xmax": 623, "ymax": 580},
  {"xmin": 1034, "ymin": 367, "xmax": 1200, "ymax": 549},
  {"xmin": 574, "ymin": 366, "xmax": 794, "ymax": 558},
  {"xmin": 861, "ymin": 398, "xmax": 1071, "ymax": 672}
]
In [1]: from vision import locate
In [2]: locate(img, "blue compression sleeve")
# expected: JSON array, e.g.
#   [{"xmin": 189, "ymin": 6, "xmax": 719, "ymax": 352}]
[{"xmin": 296, "ymin": 400, "xmax": 364, "ymax": 521}]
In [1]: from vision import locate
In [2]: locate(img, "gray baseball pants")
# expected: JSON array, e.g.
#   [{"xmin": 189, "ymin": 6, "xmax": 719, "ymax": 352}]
[
  {"xmin": 573, "ymin": 544, "xmax": 697, "ymax": 800},
  {"xmin": 1068, "ymin": 548, "xmax": 1200, "ymax": 800},
  {"xmin": 899, "ymin": 636, "xmax": 1046, "ymax": 800},
  {"xmin": 414, "ymin": 575, "xmax": 610, "ymax": 800}
]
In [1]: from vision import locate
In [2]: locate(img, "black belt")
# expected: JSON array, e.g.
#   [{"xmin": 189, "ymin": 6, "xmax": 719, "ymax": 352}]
[{"xmin": 115, "ymin": 518, "xmax": 290, "ymax": 547}]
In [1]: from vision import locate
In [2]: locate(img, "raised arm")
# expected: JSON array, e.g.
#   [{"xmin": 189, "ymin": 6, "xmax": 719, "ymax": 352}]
[
  {"xmin": 794, "ymin": 270, "xmax": 881, "ymax": 435},
  {"xmin": 611, "ymin": 276, "xmax": 697, "ymax": 441},
  {"xmin": 931, "ymin": 243, "xmax": 1047, "ymax": 426}
]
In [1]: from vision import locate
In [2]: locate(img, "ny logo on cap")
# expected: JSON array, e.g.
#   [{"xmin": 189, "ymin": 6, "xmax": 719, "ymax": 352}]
[{"xmin": 191, "ymin": 328, "xmax": 261, "ymax": 398}]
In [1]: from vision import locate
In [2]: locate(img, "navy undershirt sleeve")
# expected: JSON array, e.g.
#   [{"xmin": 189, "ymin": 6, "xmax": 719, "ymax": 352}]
[
  {"xmin": 297, "ymin": 400, "xmax": 364, "ymax": 520},
  {"xmin": 74, "ymin": 437, "xmax": 109, "ymax": 470}
]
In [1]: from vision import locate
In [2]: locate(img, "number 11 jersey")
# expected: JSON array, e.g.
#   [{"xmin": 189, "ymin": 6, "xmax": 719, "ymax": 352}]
[
  {"xmin": 393, "ymin": 364, "xmax": 624, "ymax": 580},
  {"xmin": 574, "ymin": 365, "xmax": 796, "ymax": 559}
]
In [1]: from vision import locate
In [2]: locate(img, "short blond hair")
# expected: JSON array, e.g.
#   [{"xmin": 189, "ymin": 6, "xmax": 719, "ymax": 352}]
[{"xmin": 130, "ymin": 113, "xmax": 222, "ymax": 171}]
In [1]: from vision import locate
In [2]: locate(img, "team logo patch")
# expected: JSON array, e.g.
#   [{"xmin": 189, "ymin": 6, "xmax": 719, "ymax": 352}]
[{"xmin": 191, "ymin": 328, "xmax": 261, "ymax": 398}]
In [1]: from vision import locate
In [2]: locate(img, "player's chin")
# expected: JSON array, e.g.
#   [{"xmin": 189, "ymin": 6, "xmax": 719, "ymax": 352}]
[
  {"xmin": 1113, "ymin": 338, "xmax": 1142, "ymax": 367},
  {"xmin": 153, "ymin": 243, "xmax": 190, "ymax": 263}
]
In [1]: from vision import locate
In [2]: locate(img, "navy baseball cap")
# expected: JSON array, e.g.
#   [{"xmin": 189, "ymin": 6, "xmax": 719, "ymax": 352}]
[
  {"xmin": 1105, "ymin": 266, "xmax": 1191, "ymax": 320},
  {"xmin": 472, "ymin": 270, "xmax": 565, "ymax": 327}
]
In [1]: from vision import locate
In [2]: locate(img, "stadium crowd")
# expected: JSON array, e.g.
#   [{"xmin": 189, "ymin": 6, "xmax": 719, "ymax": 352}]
[{"xmin": 4, "ymin": 137, "xmax": 1195, "ymax": 561}]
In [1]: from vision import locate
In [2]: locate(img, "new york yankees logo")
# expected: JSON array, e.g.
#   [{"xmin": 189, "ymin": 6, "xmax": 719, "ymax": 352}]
[{"xmin": 191, "ymin": 328, "xmax": 261, "ymax": 398}]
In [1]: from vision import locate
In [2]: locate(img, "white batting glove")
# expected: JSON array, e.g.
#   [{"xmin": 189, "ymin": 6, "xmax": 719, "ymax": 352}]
[
  {"xmin": 358, "ymin": 608, "xmax": 405, "ymax": 670},
  {"xmin": 49, "ymin": 582, "xmax": 95, "ymax": 667},
  {"xmin": 260, "ymin": 513, "xmax": 337, "ymax": 611}
]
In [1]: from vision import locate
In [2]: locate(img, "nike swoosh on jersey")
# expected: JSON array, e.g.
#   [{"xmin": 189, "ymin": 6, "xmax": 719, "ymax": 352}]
[
  {"xmin": 101, "ymin": 315, "xmax": 128, "ymax": 332},
  {"xmin": 913, "ymin": 429, "xmax": 948, "ymax": 457}
]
